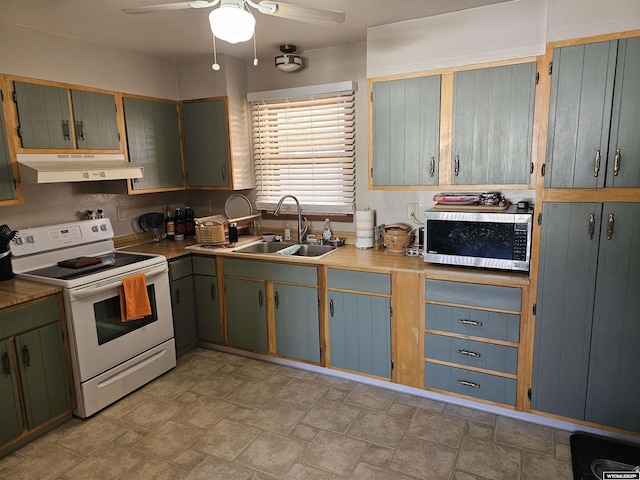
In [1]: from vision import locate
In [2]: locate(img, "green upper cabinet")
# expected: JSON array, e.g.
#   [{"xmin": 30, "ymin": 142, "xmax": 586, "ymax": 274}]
[
  {"xmin": 0, "ymin": 88, "xmax": 17, "ymax": 201},
  {"xmin": 452, "ymin": 62, "xmax": 536, "ymax": 185},
  {"xmin": 13, "ymin": 81, "xmax": 119, "ymax": 151},
  {"xmin": 545, "ymin": 36, "xmax": 640, "ymax": 188},
  {"xmin": 123, "ymin": 97, "xmax": 184, "ymax": 191},
  {"xmin": 371, "ymin": 75, "xmax": 441, "ymax": 186},
  {"xmin": 70, "ymin": 89, "xmax": 119, "ymax": 150},
  {"xmin": 182, "ymin": 98, "xmax": 231, "ymax": 188}
]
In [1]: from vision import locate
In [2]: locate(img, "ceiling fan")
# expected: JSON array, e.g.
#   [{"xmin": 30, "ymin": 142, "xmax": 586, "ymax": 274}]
[{"xmin": 122, "ymin": 1, "xmax": 346, "ymax": 31}]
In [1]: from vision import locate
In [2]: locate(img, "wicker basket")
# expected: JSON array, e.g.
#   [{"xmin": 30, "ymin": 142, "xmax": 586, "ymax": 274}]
[
  {"xmin": 194, "ymin": 213, "xmax": 262, "ymax": 245},
  {"xmin": 195, "ymin": 215, "xmax": 226, "ymax": 245}
]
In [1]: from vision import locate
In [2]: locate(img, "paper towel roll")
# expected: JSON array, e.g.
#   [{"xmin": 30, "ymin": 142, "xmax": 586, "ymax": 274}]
[{"xmin": 355, "ymin": 209, "xmax": 375, "ymax": 249}]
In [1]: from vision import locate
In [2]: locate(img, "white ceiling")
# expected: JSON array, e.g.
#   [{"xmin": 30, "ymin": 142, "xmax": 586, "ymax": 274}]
[{"xmin": 0, "ymin": 0, "xmax": 512, "ymax": 63}]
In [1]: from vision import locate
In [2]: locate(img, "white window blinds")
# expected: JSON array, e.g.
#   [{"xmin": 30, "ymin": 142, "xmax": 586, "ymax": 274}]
[{"xmin": 249, "ymin": 84, "xmax": 356, "ymax": 214}]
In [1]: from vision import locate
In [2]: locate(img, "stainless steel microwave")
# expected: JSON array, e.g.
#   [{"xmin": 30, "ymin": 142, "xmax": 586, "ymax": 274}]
[{"xmin": 424, "ymin": 206, "xmax": 533, "ymax": 272}]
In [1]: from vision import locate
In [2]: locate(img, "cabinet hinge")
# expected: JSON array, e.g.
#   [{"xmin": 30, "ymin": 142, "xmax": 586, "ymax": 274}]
[
  {"xmin": 391, "ymin": 360, "xmax": 394, "ymax": 371},
  {"xmin": 540, "ymin": 163, "xmax": 546, "ymax": 177},
  {"xmin": 16, "ymin": 126, "xmax": 22, "ymax": 139},
  {"xmin": 530, "ymin": 162, "xmax": 534, "ymax": 174},
  {"xmin": 535, "ymin": 72, "xmax": 540, "ymax": 85},
  {"xmin": 319, "ymin": 345, "xmax": 322, "ymax": 357},
  {"xmin": 389, "ymin": 306, "xmax": 393, "ymax": 317},
  {"xmin": 532, "ymin": 303, "xmax": 537, "ymax": 315},
  {"xmin": 537, "ymin": 212, "xmax": 542, "ymax": 226},
  {"xmin": 317, "ymin": 295, "xmax": 320, "ymax": 307},
  {"xmin": 12, "ymin": 90, "xmax": 17, "ymax": 103},
  {"xmin": 0, "ymin": 89, "xmax": 3, "ymax": 102},
  {"xmin": 548, "ymin": 61, "xmax": 553, "ymax": 76},
  {"xmin": 528, "ymin": 388, "xmax": 532, "ymax": 400},
  {"xmin": 370, "ymin": 167, "xmax": 373, "ymax": 179},
  {"xmin": 370, "ymin": 91, "xmax": 373, "ymax": 102}
]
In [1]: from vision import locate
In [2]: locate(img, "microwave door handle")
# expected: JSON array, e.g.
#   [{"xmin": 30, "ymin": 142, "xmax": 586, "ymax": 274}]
[{"xmin": 68, "ymin": 264, "xmax": 168, "ymax": 300}]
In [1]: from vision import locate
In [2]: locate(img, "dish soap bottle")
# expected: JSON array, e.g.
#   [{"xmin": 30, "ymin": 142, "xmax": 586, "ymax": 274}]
[
  {"xmin": 284, "ymin": 223, "xmax": 292, "ymax": 241},
  {"xmin": 322, "ymin": 218, "xmax": 332, "ymax": 243}
]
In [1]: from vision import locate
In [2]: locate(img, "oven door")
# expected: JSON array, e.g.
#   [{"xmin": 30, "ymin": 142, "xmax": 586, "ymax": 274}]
[{"xmin": 65, "ymin": 262, "xmax": 174, "ymax": 382}]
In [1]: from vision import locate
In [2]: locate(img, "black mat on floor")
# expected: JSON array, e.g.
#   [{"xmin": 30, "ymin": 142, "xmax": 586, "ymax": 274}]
[{"xmin": 571, "ymin": 433, "xmax": 640, "ymax": 480}]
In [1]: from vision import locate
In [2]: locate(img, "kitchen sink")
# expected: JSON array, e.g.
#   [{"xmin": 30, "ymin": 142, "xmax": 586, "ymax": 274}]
[
  {"xmin": 232, "ymin": 241, "xmax": 339, "ymax": 257},
  {"xmin": 234, "ymin": 241, "xmax": 295, "ymax": 254},
  {"xmin": 291, "ymin": 244, "xmax": 337, "ymax": 257}
]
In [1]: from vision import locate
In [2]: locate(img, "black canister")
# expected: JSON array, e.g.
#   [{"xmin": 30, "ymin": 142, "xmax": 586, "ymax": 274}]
[
  {"xmin": 417, "ymin": 227, "xmax": 424, "ymax": 247},
  {"xmin": 228, "ymin": 222, "xmax": 239, "ymax": 243},
  {"xmin": 0, "ymin": 250, "xmax": 14, "ymax": 281}
]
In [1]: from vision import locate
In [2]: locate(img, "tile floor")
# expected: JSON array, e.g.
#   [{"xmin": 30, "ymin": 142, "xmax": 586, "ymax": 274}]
[{"xmin": 0, "ymin": 348, "xmax": 574, "ymax": 480}]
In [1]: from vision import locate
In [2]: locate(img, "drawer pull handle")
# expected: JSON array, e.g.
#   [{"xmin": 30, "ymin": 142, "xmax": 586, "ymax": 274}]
[
  {"xmin": 594, "ymin": 149, "xmax": 601, "ymax": 177},
  {"xmin": 457, "ymin": 379, "xmax": 480, "ymax": 389},
  {"xmin": 2, "ymin": 352, "xmax": 10, "ymax": 375},
  {"xmin": 458, "ymin": 318, "xmax": 482, "ymax": 327},
  {"xmin": 588, "ymin": 213, "xmax": 596, "ymax": 240},
  {"xmin": 274, "ymin": 291, "xmax": 279, "ymax": 309},
  {"xmin": 607, "ymin": 213, "xmax": 615, "ymax": 240},
  {"xmin": 614, "ymin": 148, "xmax": 621, "ymax": 176},
  {"xmin": 258, "ymin": 289, "xmax": 263, "ymax": 307},
  {"xmin": 457, "ymin": 349, "xmax": 481, "ymax": 358},
  {"xmin": 329, "ymin": 298, "xmax": 334, "ymax": 317},
  {"xmin": 21, "ymin": 345, "xmax": 31, "ymax": 368},
  {"xmin": 429, "ymin": 156, "xmax": 435, "ymax": 177},
  {"xmin": 454, "ymin": 155, "xmax": 460, "ymax": 176}
]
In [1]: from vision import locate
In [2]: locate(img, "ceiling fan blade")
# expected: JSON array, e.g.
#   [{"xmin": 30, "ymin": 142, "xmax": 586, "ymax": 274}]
[
  {"xmin": 122, "ymin": 1, "xmax": 218, "ymax": 14},
  {"xmin": 258, "ymin": 1, "xmax": 345, "ymax": 26}
]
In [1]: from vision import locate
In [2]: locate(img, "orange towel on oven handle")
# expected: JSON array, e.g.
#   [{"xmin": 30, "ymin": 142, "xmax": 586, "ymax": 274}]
[{"xmin": 119, "ymin": 272, "xmax": 152, "ymax": 322}]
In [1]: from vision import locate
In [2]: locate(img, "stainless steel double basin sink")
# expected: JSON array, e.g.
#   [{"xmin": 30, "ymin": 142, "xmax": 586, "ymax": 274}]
[{"xmin": 233, "ymin": 241, "xmax": 338, "ymax": 257}]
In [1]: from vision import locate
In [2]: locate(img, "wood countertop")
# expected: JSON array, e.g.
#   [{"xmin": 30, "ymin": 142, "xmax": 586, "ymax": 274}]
[
  {"xmin": 119, "ymin": 237, "xmax": 529, "ymax": 288},
  {"xmin": 0, "ymin": 279, "xmax": 63, "ymax": 310}
]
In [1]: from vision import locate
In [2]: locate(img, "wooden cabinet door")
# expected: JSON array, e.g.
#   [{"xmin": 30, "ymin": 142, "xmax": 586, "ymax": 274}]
[
  {"xmin": 123, "ymin": 97, "xmax": 184, "ymax": 191},
  {"xmin": 15, "ymin": 323, "xmax": 70, "ymax": 429},
  {"xmin": 225, "ymin": 278, "xmax": 268, "ymax": 353},
  {"xmin": 170, "ymin": 275, "xmax": 197, "ymax": 354},
  {"xmin": 606, "ymin": 37, "xmax": 640, "ymax": 188},
  {"xmin": 328, "ymin": 291, "xmax": 391, "ymax": 378},
  {"xmin": 0, "ymin": 86, "xmax": 16, "ymax": 201},
  {"xmin": 545, "ymin": 41, "xmax": 617, "ymax": 188},
  {"xmin": 531, "ymin": 202, "xmax": 601, "ymax": 420},
  {"xmin": 194, "ymin": 274, "xmax": 222, "ymax": 344},
  {"xmin": 372, "ymin": 75, "xmax": 440, "ymax": 186},
  {"xmin": 13, "ymin": 81, "xmax": 73, "ymax": 149},
  {"xmin": 0, "ymin": 338, "xmax": 23, "ymax": 444},
  {"xmin": 273, "ymin": 283, "xmax": 320, "ymax": 363},
  {"xmin": 70, "ymin": 90, "xmax": 119, "ymax": 150},
  {"xmin": 452, "ymin": 62, "xmax": 535, "ymax": 185},
  {"xmin": 586, "ymin": 203, "xmax": 640, "ymax": 431},
  {"xmin": 183, "ymin": 99, "xmax": 230, "ymax": 187}
]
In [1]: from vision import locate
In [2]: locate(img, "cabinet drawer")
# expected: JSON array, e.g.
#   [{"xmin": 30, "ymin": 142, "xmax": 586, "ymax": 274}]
[
  {"xmin": 223, "ymin": 258, "xmax": 317, "ymax": 286},
  {"xmin": 425, "ymin": 280, "xmax": 521, "ymax": 312},
  {"xmin": 425, "ymin": 333, "xmax": 517, "ymax": 375},
  {"xmin": 327, "ymin": 269, "xmax": 390, "ymax": 295},
  {"xmin": 0, "ymin": 297, "xmax": 60, "ymax": 339},
  {"xmin": 192, "ymin": 256, "xmax": 217, "ymax": 276},
  {"xmin": 425, "ymin": 304, "xmax": 520, "ymax": 343},
  {"xmin": 169, "ymin": 257, "xmax": 192, "ymax": 281},
  {"xmin": 425, "ymin": 362, "xmax": 516, "ymax": 406}
]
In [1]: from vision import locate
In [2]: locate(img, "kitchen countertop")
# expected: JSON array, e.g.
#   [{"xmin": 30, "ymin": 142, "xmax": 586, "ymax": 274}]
[
  {"xmin": 0, "ymin": 279, "xmax": 63, "ymax": 310},
  {"xmin": 119, "ymin": 237, "xmax": 530, "ymax": 287}
]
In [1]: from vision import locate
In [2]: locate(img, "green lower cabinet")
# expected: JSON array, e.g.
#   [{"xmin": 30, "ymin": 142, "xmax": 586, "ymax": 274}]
[
  {"xmin": 16, "ymin": 323, "xmax": 70, "ymax": 429},
  {"xmin": 425, "ymin": 362, "xmax": 517, "ymax": 406},
  {"xmin": 0, "ymin": 339, "xmax": 23, "ymax": 445},
  {"xmin": 194, "ymin": 274, "xmax": 221, "ymax": 344},
  {"xmin": 226, "ymin": 278, "xmax": 268, "ymax": 353},
  {"xmin": 274, "ymin": 284, "xmax": 320, "ymax": 363},
  {"xmin": 170, "ymin": 276, "xmax": 197, "ymax": 356},
  {"xmin": 328, "ymin": 291, "xmax": 391, "ymax": 378}
]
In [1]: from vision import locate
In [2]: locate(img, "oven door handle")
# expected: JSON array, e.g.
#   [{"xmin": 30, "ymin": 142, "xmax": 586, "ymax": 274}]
[{"xmin": 68, "ymin": 264, "xmax": 168, "ymax": 300}]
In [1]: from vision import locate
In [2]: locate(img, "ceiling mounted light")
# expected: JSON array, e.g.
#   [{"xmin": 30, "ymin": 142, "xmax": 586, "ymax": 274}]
[
  {"xmin": 275, "ymin": 44, "xmax": 303, "ymax": 72},
  {"xmin": 209, "ymin": 0, "xmax": 255, "ymax": 44}
]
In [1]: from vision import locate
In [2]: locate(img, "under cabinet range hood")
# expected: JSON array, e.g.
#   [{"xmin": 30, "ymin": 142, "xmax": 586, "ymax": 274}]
[{"xmin": 17, "ymin": 153, "xmax": 144, "ymax": 184}]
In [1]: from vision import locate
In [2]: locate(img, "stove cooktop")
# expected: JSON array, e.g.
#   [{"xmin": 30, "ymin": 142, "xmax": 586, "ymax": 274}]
[{"xmin": 24, "ymin": 252, "xmax": 157, "ymax": 281}]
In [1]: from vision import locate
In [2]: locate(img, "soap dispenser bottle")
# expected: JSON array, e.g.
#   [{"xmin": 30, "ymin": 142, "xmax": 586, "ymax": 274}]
[
  {"xmin": 322, "ymin": 218, "xmax": 332, "ymax": 243},
  {"xmin": 284, "ymin": 223, "xmax": 292, "ymax": 241}
]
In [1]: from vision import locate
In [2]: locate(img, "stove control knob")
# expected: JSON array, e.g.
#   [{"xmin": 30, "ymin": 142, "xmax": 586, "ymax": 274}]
[
  {"xmin": 26, "ymin": 235, "xmax": 35, "ymax": 244},
  {"xmin": 14, "ymin": 237, "xmax": 23, "ymax": 245},
  {"xmin": 92, "ymin": 226, "xmax": 99, "ymax": 232},
  {"xmin": 100, "ymin": 224, "xmax": 107, "ymax": 231}
]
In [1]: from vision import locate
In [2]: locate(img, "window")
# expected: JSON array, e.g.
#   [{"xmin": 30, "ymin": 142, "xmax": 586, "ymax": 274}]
[{"xmin": 248, "ymin": 82, "xmax": 356, "ymax": 215}]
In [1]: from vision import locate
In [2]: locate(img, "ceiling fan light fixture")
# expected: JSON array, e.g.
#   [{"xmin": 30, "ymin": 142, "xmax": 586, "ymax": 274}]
[
  {"xmin": 275, "ymin": 44, "xmax": 303, "ymax": 72},
  {"xmin": 208, "ymin": 2, "xmax": 255, "ymax": 44}
]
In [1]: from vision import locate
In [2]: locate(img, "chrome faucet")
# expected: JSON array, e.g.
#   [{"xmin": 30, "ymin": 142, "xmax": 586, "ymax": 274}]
[{"xmin": 274, "ymin": 195, "xmax": 308, "ymax": 243}]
